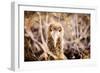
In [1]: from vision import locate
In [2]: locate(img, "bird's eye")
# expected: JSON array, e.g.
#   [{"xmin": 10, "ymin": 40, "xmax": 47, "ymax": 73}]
[
  {"xmin": 49, "ymin": 25, "xmax": 53, "ymax": 31},
  {"xmin": 49, "ymin": 28, "xmax": 52, "ymax": 31},
  {"xmin": 59, "ymin": 27, "xmax": 62, "ymax": 32}
]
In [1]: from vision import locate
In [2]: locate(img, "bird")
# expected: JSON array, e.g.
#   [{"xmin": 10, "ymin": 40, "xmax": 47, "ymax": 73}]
[{"xmin": 47, "ymin": 21, "xmax": 65, "ymax": 60}]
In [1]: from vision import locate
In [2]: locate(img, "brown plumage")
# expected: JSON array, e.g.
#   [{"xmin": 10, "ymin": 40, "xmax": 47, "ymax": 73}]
[{"xmin": 47, "ymin": 21, "xmax": 65, "ymax": 60}]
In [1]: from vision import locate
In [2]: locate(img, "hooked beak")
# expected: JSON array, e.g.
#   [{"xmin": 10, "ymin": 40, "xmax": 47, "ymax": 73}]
[{"xmin": 51, "ymin": 31, "xmax": 60, "ymax": 47}]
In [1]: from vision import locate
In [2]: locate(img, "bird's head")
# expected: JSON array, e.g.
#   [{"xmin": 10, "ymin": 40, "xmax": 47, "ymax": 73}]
[{"xmin": 48, "ymin": 22, "xmax": 64, "ymax": 47}]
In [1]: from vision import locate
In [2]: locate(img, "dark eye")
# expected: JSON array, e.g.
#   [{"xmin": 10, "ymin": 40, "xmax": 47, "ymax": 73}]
[
  {"xmin": 58, "ymin": 27, "xmax": 62, "ymax": 32},
  {"xmin": 49, "ymin": 25, "xmax": 53, "ymax": 31}
]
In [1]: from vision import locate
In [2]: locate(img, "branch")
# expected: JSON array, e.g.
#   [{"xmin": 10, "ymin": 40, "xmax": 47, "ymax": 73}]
[
  {"xmin": 25, "ymin": 27, "xmax": 58, "ymax": 60},
  {"xmin": 37, "ymin": 12, "xmax": 46, "ymax": 44}
]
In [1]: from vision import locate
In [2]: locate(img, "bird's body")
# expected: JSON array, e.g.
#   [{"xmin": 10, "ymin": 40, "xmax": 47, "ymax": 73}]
[{"xmin": 47, "ymin": 21, "xmax": 65, "ymax": 60}]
